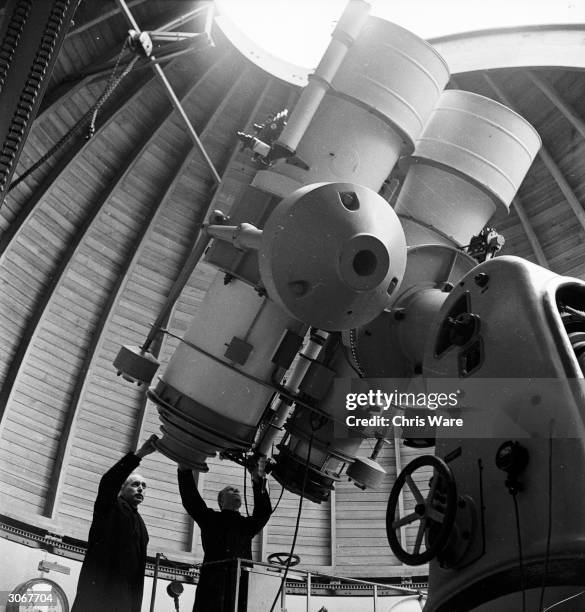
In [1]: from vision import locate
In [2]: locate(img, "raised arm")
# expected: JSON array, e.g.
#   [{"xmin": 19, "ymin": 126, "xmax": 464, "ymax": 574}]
[
  {"xmin": 246, "ymin": 457, "xmax": 272, "ymax": 535},
  {"xmin": 177, "ymin": 467, "xmax": 209, "ymax": 525},
  {"xmin": 248, "ymin": 478, "xmax": 272, "ymax": 535},
  {"xmin": 96, "ymin": 454, "xmax": 140, "ymax": 507},
  {"xmin": 94, "ymin": 435, "xmax": 158, "ymax": 512}
]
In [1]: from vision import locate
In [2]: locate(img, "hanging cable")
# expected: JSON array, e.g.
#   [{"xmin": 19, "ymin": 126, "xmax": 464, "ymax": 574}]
[
  {"xmin": 512, "ymin": 492, "xmax": 526, "ymax": 612},
  {"xmin": 270, "ymin": 482, "xmax": 286, "ymax": 514},
  {"xmin": 243, "ymin": 461, "xmax": 250, "ymax": 517},
  {"xmin": 347, "ymin": 328, "xmax": 365, "ymax": 377},
  {"xmin": 244, "ymin": 455, "xmax": 287, "ymax": 518},
  {"xmin": 342, "ymin": 345, "xmax": 363, "ymax": 378},
  {"xmin": 538, "ymin": 427, "xmax": 554, "ymax": 611},
  {"xmin": 268, "ymin": 432, "xmax": 315, "ymax": 612},
  {"xmin": 266, "ymin": 440, "xmax": 286, "ymax": 514},
  {"xmin": 87, "ymin": 40, "xmax": 132, "ymax": 138},
  {"xmin": 543, "ymin": 591, "xmax": 585, "ymax": 611},
  {"xmin": 8, "ymin": 41, "xmax": 138, "ymax": 192}
]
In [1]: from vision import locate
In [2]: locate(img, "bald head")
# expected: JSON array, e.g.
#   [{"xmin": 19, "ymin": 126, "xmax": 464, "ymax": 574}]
[
  {"xmin": 218, "ymin": 485, "xmax": 241, "ymax": 511},
  {"xmin": 119, "ymin": 473, "xmax": 147, "ymax": 508}
]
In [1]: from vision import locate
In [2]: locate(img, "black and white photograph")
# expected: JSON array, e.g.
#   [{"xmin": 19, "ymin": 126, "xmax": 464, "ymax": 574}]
[{"xmin": 1, "ymin": 1, "xmax": 585, "ymax": 610}]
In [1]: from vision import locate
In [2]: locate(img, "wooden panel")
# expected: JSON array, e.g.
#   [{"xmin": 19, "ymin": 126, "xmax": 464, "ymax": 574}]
[{"xmin": 334, "ymin": 444, "xmax": 400, "ymax": 573}]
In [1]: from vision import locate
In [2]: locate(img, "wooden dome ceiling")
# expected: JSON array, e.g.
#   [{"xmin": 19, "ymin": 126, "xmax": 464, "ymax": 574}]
[{"xmin": 1, "ymin": 0, "xmax": 585, "ymax": 576}]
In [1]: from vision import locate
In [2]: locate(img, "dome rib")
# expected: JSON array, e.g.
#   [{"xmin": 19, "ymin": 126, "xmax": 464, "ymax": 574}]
[
  {"xmin": 526, "ymin": 70, "xmax": 585, "ymax": 141},
  {"xmin": 511, "ymin": 196, "xmax": 550, "ymax": 267}
]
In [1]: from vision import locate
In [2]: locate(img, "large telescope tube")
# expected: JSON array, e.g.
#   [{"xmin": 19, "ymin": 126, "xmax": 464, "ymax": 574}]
[
  {"xmin": 148, "ymin": 181, "xmax": 407, "ymax": 470},
  {"xmin": 146, "ymin": 13, "xmax": 448, "ymax": 471},
  {"xmin": 246, "ymin": 16, "xmax": 451, "ymax": 498},
  {"xmin": 148, "ymin": 276, "xmax": 307, "ymax": 471},
  {"xmin": 395, "ymin": 90, "xmax": 541, "ymax": 248},
  {"xmin": 352, "ymin": 90, "xmax": 542, "ymax": 382},
  {"xmin": 265, "ymin": 17, "xmax": 450, "ymax": 196}
]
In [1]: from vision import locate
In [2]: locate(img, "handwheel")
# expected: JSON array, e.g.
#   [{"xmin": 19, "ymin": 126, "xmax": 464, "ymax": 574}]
[
  {"xmin": 267, "ymin": 552, "xmax": 301, "ymax": 567},
  {"xmin": 386, "ymin": 455, "xmax": 457, "ymax": 565}
]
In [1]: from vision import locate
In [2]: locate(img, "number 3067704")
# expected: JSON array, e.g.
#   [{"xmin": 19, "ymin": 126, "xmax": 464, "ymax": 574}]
[{"xmin": 8, "ymin": 592, "xmax": 53, "ymax": 603}]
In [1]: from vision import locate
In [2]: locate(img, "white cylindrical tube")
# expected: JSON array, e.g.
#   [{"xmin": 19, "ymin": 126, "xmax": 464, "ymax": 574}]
[
  {"xmin": 396, "ymin": 90, "xmax": 541, "ymax": 246},
  {"xmin": 149, "ymin": 273, "xmax": 306, "ymax": 470},
  {"xmin": 275, "ymin": 0, "xmax": 371, "ymax": 153}
]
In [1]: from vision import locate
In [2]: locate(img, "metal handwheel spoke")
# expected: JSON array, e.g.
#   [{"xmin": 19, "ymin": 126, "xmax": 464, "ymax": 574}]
[
  {"xmin": 413, "ymin": 518, "xmax": 427, "ymax": 554},
  {"xmin": 405, "ymin": 474, "xmax": 425, "ymax": 505},
  {"xmin": 426, "ymin": 506, "xmax": 446, "ymax": 524},
  {"xmin": 427, "ymin": 470, "xmax": 440, "ymax": 501},
  {"xmin": 267, "ymin": 552, "xmax": 301, "ymax": 567},
  {"xmin": 392, "ymin": 511, "xmax": 421, "ymax": 530}
]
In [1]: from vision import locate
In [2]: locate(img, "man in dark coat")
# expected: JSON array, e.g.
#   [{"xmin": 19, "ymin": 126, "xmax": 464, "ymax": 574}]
[
  {"xmin": 71, "ymin": 435, "xmax": 158, "ymax": 612},
  {"xmin": 178, "ymin": 458, "xmax": 272, "ymax": 612}
]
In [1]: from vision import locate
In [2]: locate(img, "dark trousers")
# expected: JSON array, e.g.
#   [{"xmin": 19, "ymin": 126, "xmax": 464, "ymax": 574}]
[{"xmin": 194, "ymin": 560, "xmax": 249, "ymax": 612}]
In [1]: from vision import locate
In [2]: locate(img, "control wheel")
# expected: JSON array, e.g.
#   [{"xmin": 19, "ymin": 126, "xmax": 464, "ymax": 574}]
[
  {"xmin": 267, "ymin": 552, "xmax": 301, "ymax": 567},
  {"xmin": 386, "ymin": 455, "xmax": 457, "ymax": 565}
]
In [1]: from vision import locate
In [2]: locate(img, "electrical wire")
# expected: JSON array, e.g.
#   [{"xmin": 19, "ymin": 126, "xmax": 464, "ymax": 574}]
[
  {"xmin": 342, "ymin": 345, "xmax": 363, "ymax": 378},
  {"xmin": 543, "ymin": 590, "xmax": 585, "ymax": 611},
  {"xmin": 268, "ymin": 433, "xmax": 314, "ymax": 612},
  {"xmin": 243, "ymin": 461, "xmax": 250, "ymax": 517},
  {"xmin": 270, "ymin": 482, "xmax": 286, "ymax": 514},
  {"xmin": 512, "ymin": 492, "xmax": 526, "ymax": 612},
  {"xmin": 243, "ymin": 453, "xmax": 286, "ymax": 518},
  {"xmin": 244, "ymin": 457, "xmax": 286, "ymax": 517},
  {"xmin": 265, "ymin": 440, "xmax": 286, "ymax": 514},
  {"xmin": 538, "ymin": 429, "xmax": 554, "ymax": 611},
  {"xmin": 347, "ymin": 328, "xmax": 365, "ymax": 377},
  {"xmin": 477, "ymin": 459, "xmax": 486, "ymax": 557}
]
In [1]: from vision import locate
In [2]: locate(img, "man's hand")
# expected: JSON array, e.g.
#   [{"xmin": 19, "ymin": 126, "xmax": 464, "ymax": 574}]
[
  {"xmin": 135, "ymin": 434, "xmax": 159, "ymax": 459},
  {"xmin": 248, "ymin": 455, "xmax": 267, "ymax": 484}
]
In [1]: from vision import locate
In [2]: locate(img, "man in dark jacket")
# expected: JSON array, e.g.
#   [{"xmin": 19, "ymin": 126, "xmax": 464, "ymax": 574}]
[
  {"xmin": 71, "ymin": 435, "xmax": 158, "ymax": 612},
  {"xmin": 178, "ymin": 458, "xmax": 272, "ymax": 612}
]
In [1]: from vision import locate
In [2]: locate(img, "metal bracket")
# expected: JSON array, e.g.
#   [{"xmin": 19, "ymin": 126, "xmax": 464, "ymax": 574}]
[{"xmin": 115, "ymin": 0, "xmax": 221, "ymax": 185}]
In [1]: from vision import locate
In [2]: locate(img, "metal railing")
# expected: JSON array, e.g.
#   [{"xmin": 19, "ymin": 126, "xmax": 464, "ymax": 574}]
[{"xmin": 200, "ymin": 558, "xmax": 427, "ymax": 612}]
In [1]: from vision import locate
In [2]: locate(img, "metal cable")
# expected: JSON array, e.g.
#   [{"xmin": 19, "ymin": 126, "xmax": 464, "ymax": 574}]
[
  {"xmin": 8, "ymin": 44, "xmax": 138, "ymax": 192},
  {"xmin": 512, "ymin": 492, "xmax": 526, "ymax": 612},
  {"xmin": 348, "ymin": 328, "xmax": 366, "ymax": 377},
  {"xmin": 269, "ymin": 433, "xmax": 315, "ymax": 612},
  {"xmin": 87, "ymin": 41, "xmax": 131, "ymax": 137},
  {"xmin": 538, "ymin": 428, "xmax": 554, "ymax": 610}
]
